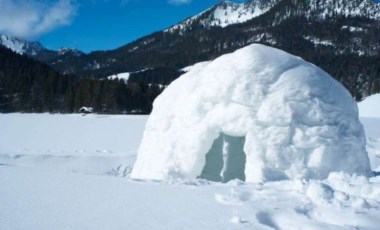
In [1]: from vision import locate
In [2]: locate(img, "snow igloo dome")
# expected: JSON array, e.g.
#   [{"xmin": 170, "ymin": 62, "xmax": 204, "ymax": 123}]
[{"xmin": 131, "ymin": 44, "xmax": 372, "ymax": 183}]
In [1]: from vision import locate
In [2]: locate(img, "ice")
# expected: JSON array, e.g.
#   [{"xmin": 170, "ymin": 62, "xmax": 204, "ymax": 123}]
[{"xmin": 132, "ymin": 44, "xmax": 371, "ymax": 182}]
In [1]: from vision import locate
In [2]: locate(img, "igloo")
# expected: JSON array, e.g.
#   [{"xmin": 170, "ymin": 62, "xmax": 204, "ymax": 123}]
[{"xmin": 131, "ymin": 44, "xmax": 372, "ymax": 183}]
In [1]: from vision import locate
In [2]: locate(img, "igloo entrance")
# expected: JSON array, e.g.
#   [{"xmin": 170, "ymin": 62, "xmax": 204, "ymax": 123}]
[{"xmin": 199, "ymin": 133, "xmax": 246, "ymax": 182}]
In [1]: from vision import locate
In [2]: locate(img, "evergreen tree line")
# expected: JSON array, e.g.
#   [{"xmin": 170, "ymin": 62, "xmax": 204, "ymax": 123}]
[{"xmin": 0, "ymin": 46, "xmax": 163, "ymax": 114}]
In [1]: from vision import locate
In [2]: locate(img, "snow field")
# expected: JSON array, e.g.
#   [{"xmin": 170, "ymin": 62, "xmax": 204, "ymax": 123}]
[
  {"xmin": 2, "ymin": 167, "xmax": 379, "ymax": 229},
  {"xmin": 0, "ymin": 113, "xmax": 146, "ymax": 176},
  {"xmin": 358, "ymin": 93, "xmax": 380, "ymax": 118},
  {"xmin": 1, "ymin": 113, "xmax": 380, "ymax": 229}
]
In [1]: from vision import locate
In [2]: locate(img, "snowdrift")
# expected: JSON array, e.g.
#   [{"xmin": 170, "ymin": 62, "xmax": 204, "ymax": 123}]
[{"xmin": 131, "ymin": 44, "xmax": 371, "ymax": 183}]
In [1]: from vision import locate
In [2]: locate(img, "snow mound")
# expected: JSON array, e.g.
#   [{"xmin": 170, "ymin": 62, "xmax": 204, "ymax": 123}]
[
  {"xmin": 131, "ymin": 44, "xmax": 371, "ymax": 183},
  {"xmin": 358, "ymin": 93, "xmax": 380, "ymax": 118}
]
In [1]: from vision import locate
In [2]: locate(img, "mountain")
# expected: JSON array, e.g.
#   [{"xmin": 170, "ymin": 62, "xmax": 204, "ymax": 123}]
[
  {"xmin": 0, "ymin": 34, "xmax": 45, "ymax": 56},
  {"xmin": 57, "ymin": 48, "xmax": 84, "ymax": 56},
  {"xmin": 0, "ymin": 34, "xmax": 86, "ymax": 74},
  {"xmin": 3, "ymin": 0, "xmax": 380, "ymax": 101},
  {"xmin": 165, "ymin": 0, "xmax": 279, "ymax": 32},
  {"xmin": 166, "ymin": 0, "xmax": 380, "ymax": 34},
  {"xmin": 0, "ymin": 45, "xmax": 69, "ymax": 112}
]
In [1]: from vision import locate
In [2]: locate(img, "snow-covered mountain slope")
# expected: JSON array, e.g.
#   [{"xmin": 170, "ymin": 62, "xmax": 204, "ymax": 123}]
[
  {"xmin": 0, "ymin": 34, "xmax": 44, "ymax": 56},
  {"xmin": 306, "ymin": 0, "xmax": 380, "ymax": 19},
  {"xmin": 19, "ymin": 0, "xmax": 380, "ymax": 92},
  {"xmin": 166, "ymin": 0, "xmax": 278, "ymax": 33},
  {"xmin": 57, "ymin": 47, "xmax": 84, "ymax": 57},
  {"xmin": 0, "ymin": 34, "xmax": 84, "ymax": 65},
  {"xmin": 166, "ymin": 0, "xmax": 380, "ymax": 34}
]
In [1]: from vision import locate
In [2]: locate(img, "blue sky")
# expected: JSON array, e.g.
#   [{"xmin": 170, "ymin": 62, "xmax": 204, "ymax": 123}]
[
  {"xmin": 1, "ymin": 0, "xmax": 240, "ymax": 52},
  {"xmin": 41, "ymin": 0, "xmax": 230, "ymax": 52}
]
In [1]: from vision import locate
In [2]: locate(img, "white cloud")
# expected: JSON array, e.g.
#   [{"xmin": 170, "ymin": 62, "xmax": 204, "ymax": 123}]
[
  {"xmin": 168, "ymin": 0, "xmax": 192, "ymax": 5},
  {"xmin": 0, "ymin": 0, "xmax": 77, "ymax": 38}
]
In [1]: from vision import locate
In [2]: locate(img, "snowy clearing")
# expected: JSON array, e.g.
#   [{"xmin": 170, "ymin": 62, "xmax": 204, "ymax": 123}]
[
  {"xmin": 107, "ymin": 72, "xmax": 130, "ymax": 82},
  {"xmin": 1, "ymin": 113, "xmax": 380, "ymax": 229}
]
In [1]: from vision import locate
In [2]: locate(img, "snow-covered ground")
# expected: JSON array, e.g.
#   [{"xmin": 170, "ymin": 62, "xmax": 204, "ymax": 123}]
[
  {"xmin": 1, "ymin": 112, "xmax": 380, "ymax": 229},
  {"xmin": 0, "ymin": 114, "xmax": 146, "ymax": 176},
  {"xmin": 359, "ymin": 93, "xmax": 380, "ymax": 118},
  {"xmin": 359, "ymin": 93, "xmax": 380, "ymax": 173}
]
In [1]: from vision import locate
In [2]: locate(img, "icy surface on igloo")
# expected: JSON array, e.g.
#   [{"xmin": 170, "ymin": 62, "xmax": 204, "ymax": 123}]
[{"xmin": 131, "ymin": 44, "xmax": 371, "ymax": 182}]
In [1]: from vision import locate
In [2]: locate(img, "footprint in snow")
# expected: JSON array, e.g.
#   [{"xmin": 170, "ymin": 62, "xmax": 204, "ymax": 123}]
[
  {"xmin": 96, "ymin": 149, "xmax": 113, "ymax": 154},
  {"xmin": 256, "ymin": 212, "xmax": 279, "ymax": 230},
  {"xmin": 215, "ymin": 188, "xmax": 253, "ymax": 205}
]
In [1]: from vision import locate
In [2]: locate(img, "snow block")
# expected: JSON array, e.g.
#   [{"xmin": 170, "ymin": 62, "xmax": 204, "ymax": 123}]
[{"xmin": 131, "ymin": 44, "xmax": 372, "ymax": 182}]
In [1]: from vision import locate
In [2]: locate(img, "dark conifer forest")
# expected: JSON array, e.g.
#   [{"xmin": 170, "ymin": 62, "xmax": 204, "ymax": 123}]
[{"xmin": 0, "ymin": 46, "xmax": 163, "ymax": 113}]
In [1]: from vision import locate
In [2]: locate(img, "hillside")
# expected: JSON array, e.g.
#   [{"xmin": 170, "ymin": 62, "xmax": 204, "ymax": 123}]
[
  {"xmin": 0, "ymin": 46, "xmax": 161, "ymax": 113},
  {"xmin": 0, "ymin": 45, "xmax": 69, "ymax": 112},
  {"xmin": 27, "ymin": 0, "xmax": 380, "ymax": 100}
]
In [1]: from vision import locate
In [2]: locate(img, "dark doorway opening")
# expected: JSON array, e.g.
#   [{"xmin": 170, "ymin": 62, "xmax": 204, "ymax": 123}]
[{"xmin": 199, "ymin": 133, "xmax": 246, "ymax": 182}]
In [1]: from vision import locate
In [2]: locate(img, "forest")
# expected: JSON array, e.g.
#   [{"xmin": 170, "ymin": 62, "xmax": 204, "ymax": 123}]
[{"xmin": 0, "ymin": 46, "xmax": 163, "ymax": 114}]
